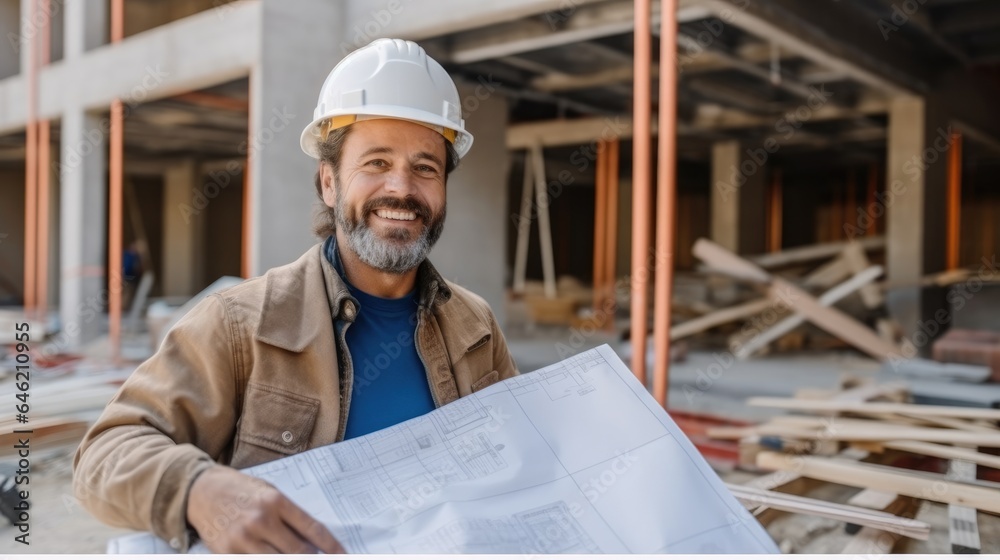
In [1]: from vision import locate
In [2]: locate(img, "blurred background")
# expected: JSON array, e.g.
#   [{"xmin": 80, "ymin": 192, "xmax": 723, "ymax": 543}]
[{"xmin": 2, "ymin": 0, "xmax": 1000, "ymax": 553}]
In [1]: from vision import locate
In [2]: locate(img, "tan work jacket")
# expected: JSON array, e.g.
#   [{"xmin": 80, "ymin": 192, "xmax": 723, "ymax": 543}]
[{"xmin": 73, "ymin": 243, "xmax": 518, "ymax": 550}]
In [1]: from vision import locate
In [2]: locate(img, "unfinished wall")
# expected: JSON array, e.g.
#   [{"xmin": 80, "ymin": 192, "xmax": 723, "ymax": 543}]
[
  {"xmin": 201, "ymin": 168, "xmax": 244, "ymax": 286},
  {"xmin": 0, "ymin": 0, "xmax": 19, "ymax": 80},
  {"xmin": 124, "ymin": 0, "xmax": 240, "ymax": 37},
  {"xmin": 432, "ymin": 82, "xmax": 509, "ymax": 325},
  {"xmin": 0, "ymin": 166, "xmax": 26, "ymax": 304}
]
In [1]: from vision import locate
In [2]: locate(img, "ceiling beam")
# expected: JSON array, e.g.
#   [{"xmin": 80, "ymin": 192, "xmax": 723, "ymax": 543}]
[
  {"xmin": 935, "ymin": 1, "xmax": 1000, "ymax": 36},
  {"xmin": 446, "ymin": 0, "xmax": 706, "ymax": 63},
  {"xmin": 697, "ymin": 0, "xmax": 929, "ymax": 95}
]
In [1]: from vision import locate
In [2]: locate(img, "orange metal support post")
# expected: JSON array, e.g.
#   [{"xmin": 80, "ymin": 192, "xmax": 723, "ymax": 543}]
[
  {"xmin": 947, "ymin": 131, "xmax": 963, "ymax": 270},
  {"xmin": 109, "ymin": 0, "xmax": 125, "ymax": 361},
  {"xmin": 866, "ymin": 163, "xmax": 878, "ymax": 237},
  {"xmin": 630, "ymin": 0, "xmax": 653, "ymax": 385},
  {"xmin": 593, "ymin": 140, "xmax": 608, "ymax": 320},
  {"xmin": 24, "ymin": 0, "xmax": 38, "ymax": 312},
  {"xmin": 603, "ymin": 139, "xmax": 620, "ymax": 332},
  {"xmin": 652, "ymin": 0, "xmax": 679, "ymax": 407},
  {"xmin": 36, "ymin": 0, "xmax": 51, "ymax": 319},
  {"xmin": 768, "ymin": 168, "xmax": 783, "ymax": 253}
]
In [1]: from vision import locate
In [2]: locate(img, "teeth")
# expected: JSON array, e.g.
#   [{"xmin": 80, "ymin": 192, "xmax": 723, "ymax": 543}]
[{"xmin": 375, "ymin": 209, "xmax": 416, "ymax": 221}]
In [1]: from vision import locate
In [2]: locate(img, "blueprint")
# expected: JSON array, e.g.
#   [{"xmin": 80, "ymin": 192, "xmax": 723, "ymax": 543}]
[{"xmin": 109, "ymin": 344, "xmax": 778, "ymax": 554}]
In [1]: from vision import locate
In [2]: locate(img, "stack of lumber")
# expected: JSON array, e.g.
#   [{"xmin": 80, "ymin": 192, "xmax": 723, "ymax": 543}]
[
  {"xmin": 708, "ymin": 384, "xmax": 1000, "ymax": 553},
  {"xmin": 673, "ymin": 238, "xmax": 996, "ymax": 384}
]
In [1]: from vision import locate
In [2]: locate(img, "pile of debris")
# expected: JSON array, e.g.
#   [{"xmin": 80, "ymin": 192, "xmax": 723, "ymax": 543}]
[{"xmin": 707, "ymin": 379, "xmax": 1000, "ymax": 553}]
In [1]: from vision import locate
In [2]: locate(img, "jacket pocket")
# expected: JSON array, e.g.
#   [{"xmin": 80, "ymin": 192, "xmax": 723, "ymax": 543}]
[
  {"xmin": 236, "ymin": 383, "xmax": 320, "ymax": 459},
  {"xmin": 471, "ymin": 370, "xmax": 500, "ymax": 392}
]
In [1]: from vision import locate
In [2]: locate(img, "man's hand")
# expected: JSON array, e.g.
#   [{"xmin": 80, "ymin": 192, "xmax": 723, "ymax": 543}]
[{"xmin": 186, "ymin": 465, "xmax": 345, "ymax": 553}]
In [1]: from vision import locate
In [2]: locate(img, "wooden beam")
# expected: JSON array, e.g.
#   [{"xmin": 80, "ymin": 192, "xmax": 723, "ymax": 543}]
[
  {"xmin": 733, "ymin": 265, "xmax": 883, "ymax": 359},
  {"xmin": 841, "ymin": 495, "xmax": 921, "ymax": 554},
  {"xmin": 726, "ymin": 483, "xmax": 930, "ymax": 540},
  {"xmin": 881, "ymin": 440, "xmax": 1000, "ymax": 471},
  {"xmin": 746, "ymin": 397, "xmax": 1000, "ymax": 422},
  {"xmin": 947, "ymin": 131, "xmax": 963, "ymax": 271},
  {"xmin": 842, "ymin": 241, "xmax": 883, "ymax": 308},
  {"xmin": 757, "ymin": 451, "xmax": 1000, "ymax": 515},
  {"xmin": 694, "ymin": 238, "xmax": 900, "ymax": 360}
]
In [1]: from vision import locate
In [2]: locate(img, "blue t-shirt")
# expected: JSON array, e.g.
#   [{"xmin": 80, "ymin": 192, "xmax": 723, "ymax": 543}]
[{"xmin": 325, "ymin": 239, "xmax": 436, "ymax": 440}]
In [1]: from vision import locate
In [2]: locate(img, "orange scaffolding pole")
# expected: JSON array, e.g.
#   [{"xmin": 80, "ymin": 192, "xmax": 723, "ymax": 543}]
[
  {"xmin": 630, "ymin": 0, "xmax": 653, "ymax": 385},
  {"xmin": 23, "ymin": 0, "xmax": 38, "ymax": 312},
  {"xmin": 593, "ymin": 140, "xmax": 608, "ymax": 320},
  {"xmin": 947, "ymin": 131, "xmax": 963, "ymax": 270},
  {"xmin": 36, "ymin": 0, "xmax": 51, "ymax": 320},
  {"xmin": 603, "ymin": 138, "xmax": 620, "ymax": 332},
  {"xmin": 109, "ymin": 0, "xmax": 125, "ymax": 362},
  {"xmin": 845, "ymin": 167, "xmax": 856, "ymax": 241},
  {"xmin": 652, "ymin": 0, "xmax": 679, "ymax": 407},
  {"xmin": 767, "ymin": 168, "xmax": 783, "ymax": 253}
]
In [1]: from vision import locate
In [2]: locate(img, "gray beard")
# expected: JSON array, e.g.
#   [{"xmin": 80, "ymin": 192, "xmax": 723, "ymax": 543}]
[{"xmin": 335, "ymin": 188, "xmax": 445, "ymax": 274}]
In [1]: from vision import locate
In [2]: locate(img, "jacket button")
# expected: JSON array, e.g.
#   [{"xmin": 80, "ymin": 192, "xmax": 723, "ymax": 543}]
[
  {"xmin": 281, "ymin": 431, "xmax": 294, "ymax": 444},
  {"xmin": 169, "ymin": 538, "xmax": 181, "ymax": 549},
  {"xmin": 342, "ymin": 301, "xmax": 357, "ymax": 321}
]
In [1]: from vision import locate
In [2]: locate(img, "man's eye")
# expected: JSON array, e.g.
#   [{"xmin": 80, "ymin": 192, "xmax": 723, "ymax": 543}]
[
  {"xmin": 367, "ymin": 159, "xmax": 388, "ymax": 168},
  {"xmin": 416, "ymin": 165, "xmax": 438, "ymax": 173}
]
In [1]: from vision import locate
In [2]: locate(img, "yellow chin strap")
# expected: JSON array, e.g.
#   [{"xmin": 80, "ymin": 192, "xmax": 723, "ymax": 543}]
[{"xmin": 320, "ymin": 115, "xmax": 457, "ymax": 144}]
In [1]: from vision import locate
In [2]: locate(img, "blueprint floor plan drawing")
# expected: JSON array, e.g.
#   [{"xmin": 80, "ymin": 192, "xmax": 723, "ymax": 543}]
[{"xmin": 109, "ymin": 344, "xmax": 779, "ymax": 554}]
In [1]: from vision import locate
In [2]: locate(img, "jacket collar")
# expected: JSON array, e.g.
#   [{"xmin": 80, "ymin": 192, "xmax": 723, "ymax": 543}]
[{"xmin": 256, "ymin": 240, "xmax": 489, "ymax": 354}]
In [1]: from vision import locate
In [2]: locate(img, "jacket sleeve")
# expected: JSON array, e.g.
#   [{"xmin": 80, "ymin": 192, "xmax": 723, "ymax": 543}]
[
  {"xmin": 490, "ymin": 309, "xmax": 519, "ymax": 381},
  {"xmin": 73, "ymin": 293, "xmax": 240, "ymax": 551}
]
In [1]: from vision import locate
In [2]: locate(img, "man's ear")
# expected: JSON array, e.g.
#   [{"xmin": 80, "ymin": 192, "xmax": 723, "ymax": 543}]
[{"xmin": 320, "ymin": 162, "xmax": 337, "ymax": 207}]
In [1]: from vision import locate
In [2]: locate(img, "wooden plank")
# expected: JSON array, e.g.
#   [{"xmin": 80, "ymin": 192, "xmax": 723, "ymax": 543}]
[
  {"xmin": 769, "ymin": 277, "xmax": 900, "ymax": 359},
  {"xmin": 711, "ymin": 420, "xmax": 1000, "ymax": 447},
  {"xmin": 671, "ymin": 297, "xmax": 772, "ymax": 340},
  {"xmin": 841, "ymin": 497, "xmax": 921, "ymax": 553},
  {"xmin": 949, "ymin": 459, "xmax": 982, "ymax": 554},
  {"xmin": 757, "ymin": 451, "xmax": 1000, "ymax": 515},
  {"xmin": 748, "ymin": 236, "xmax": 885, "ymax": 269},
  {"xmin": 801, "ymin": 254, "xmax": 851, "ymax": 288},
  {"xmin": 693, "ymin": 238, "xmax": 901, "ymax": 360},
  {"xmin": 842, "ymin": 241, "xmax": 884, "ymax": 308},
  {"xmin": 746, "ymin": 397, "xmax": 1000, "ymax": 421},
  {"xmin": 726, "ymin": 483, "xmax": 930, "ymax": 540},
  {"xmin": 734, "ymin": 266, "xmax": 884, "ymax": 359}
]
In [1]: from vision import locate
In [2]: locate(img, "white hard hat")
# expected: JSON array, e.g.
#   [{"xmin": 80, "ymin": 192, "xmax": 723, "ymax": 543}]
[{"xmin": 300, "ymin": 38, "xmax": 473, "ymax": 160}]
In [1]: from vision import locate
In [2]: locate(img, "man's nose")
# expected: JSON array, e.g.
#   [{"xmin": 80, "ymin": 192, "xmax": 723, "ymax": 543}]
[{"xmin": 382, "ymin": 167, "xmax": 418, "ymax": 195}]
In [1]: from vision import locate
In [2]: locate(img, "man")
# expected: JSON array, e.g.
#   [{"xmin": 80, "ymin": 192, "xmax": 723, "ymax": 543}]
[{"xmin": 73, "ymin": 38, "xmax": 518, "ymax": 554}]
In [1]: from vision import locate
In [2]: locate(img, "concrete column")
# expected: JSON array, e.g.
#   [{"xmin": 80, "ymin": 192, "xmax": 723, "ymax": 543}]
[
  {"xmin": 711, "ymin": 140, "xmax": 766, "ymax": 254},
  {"xmin": 431, "ymin": 82, "xmax": 509, "ymax": 326},
  {"xmin": 64, "ymin": 0, "xmax": 106, "ymax": 58},
  {"xmin": 163, "ymin": 160, "xmax": 205, "ymax": 297},
  {"xmin": 0, "ymin": 0, "xmax": 20, "ymax": 79},
  {"xmin": 885, "ymin": 95, "xmax": 950, "ymax": 349},
  {"xmin": 248, "ymin": 0, "xmax": 347, "ymax": 275},
  {"xmin": 58, "ymin": 109, "xmax": 106, "ymax": 349}
]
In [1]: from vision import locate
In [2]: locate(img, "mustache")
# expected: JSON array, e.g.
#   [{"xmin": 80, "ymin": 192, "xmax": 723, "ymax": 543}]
[{"xmin": 361, "ymin": 196, "xmax": 432, "ymax": 222}]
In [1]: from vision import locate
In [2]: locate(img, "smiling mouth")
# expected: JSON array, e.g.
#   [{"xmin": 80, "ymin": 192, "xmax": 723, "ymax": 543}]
[{"xmin": 373, "ymin": 209, "xmax": 418, "ymax": 221}]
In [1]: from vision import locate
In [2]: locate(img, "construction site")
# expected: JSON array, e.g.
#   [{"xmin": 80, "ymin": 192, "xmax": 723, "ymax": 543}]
[{"xmin": 3, "ymin": 0, "xmax": 1000, "ymax": 554}]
